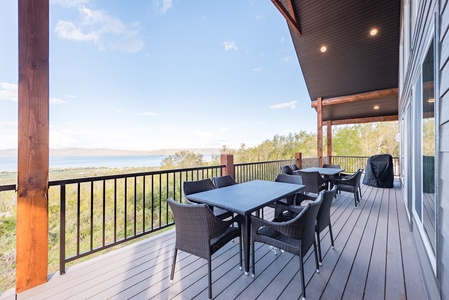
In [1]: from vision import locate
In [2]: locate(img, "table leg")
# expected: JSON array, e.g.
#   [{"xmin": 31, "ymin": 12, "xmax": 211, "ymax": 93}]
[{"xmin": 241, "ymin": 214, "xmax": 251, "ymax": 275}]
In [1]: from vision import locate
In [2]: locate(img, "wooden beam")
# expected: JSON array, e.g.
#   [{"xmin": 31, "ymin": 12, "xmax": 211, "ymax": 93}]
[
  {"xmin": 272, "ymin": 0, "xmax": 302, "ymax": 36},
  {"xmin": 317, "ymin": 97, "xmax": 323, "ymax": 167},
  {"xmin": 16, "ymin": 0, "xmax": 49, "ymax": 293},
  {"xmin": 327, "ymin": 120, "xmax": 332, "ymax": 159},
  {"xmin": 330, "ymin": 115, "xmax": 398, "ymax": 125},
  {"xmin": 311, "ymin": 88, "xmax": 398, "ymax": 108}
]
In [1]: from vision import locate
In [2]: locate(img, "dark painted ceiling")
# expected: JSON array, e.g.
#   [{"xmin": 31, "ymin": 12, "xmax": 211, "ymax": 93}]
[{"xmin": 278, "ymin": 0, "xmax": 401, "ymax": 122}]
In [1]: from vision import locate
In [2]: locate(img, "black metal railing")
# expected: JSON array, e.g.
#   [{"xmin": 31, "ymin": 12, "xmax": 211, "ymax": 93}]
[
  {"xmin": 234, "ymin": 159, "xmax": 295, "ymax": 183},
  {"xmin": 331, "ymin": 155, "xmax": 400, "ymax": 176},
  {"xmin": 0, "ymin": 155, "xmax": 400, "ymax": 279},
  {"xmin": 54, "ymin": 165, "xmax": 226, "ymax": 274}
]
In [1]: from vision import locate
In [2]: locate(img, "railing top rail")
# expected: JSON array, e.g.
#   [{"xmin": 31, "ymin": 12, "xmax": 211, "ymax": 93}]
[
  {"xmin": 234, "ymin": 159, "xmax": 294, "ymax": 167},
  {"xmin": 0, "ymin": 184, "xmax": 16, "ymax": 192},
  {"xmin": 47, "ymin": 165, "xmax": 223, "ymax": 186}
]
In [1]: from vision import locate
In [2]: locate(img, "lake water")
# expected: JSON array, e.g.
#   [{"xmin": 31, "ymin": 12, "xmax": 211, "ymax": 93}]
[{"xmin": 0, "ymin": 155, "xmax": 213, "ymax": 172}]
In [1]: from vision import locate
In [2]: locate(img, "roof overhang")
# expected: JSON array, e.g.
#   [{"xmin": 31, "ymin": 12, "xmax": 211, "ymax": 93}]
[{"xmin": 274, "ymin": 0, "xmax": 401, "ymax": 123}]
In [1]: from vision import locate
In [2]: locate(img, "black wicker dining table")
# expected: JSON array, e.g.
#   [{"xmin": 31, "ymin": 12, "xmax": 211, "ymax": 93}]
[{"xmin": 186, "ymin": 179, "xmax": 305, "ymax": 275}]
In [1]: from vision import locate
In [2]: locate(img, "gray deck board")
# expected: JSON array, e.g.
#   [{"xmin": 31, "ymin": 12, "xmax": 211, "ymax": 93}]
[{"xmin": 3, "ymin": 181, "xmax": 427, "ymax": 300}]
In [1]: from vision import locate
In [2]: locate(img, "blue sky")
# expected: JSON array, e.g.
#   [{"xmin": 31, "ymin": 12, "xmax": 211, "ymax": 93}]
[{"xmin": 0, "ymin": 0, "xmax": 315, "ymax": 151}]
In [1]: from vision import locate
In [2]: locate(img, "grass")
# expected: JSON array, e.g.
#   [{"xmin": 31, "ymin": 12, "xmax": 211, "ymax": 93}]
[{"xmin": 0, "ymin": 166, "xmax": 170, "ymax": 293}]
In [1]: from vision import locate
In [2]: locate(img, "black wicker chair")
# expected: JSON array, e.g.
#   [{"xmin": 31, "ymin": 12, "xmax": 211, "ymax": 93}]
[
  {"xmin": 275, "ymin": 186, "xmax": 337, "ymax": 265},
  {"xmin": 334, "ymin": 168, "xmax": 363, "ymax": 207},
  {"xmin": 213, "ymin": 174, "xmax": 237, "ymax": 188},
  {"xmin": 290, "ymin": 164, "xmax": 300, "ymax": 171},
  {"xmin": 315, "ymin": 186, "xmax": 337, "ymax": 264},
  {"xmin": 281, "ymin": 165, "xmax": 295, "ymax": 175},
  {"xmin": 183, "ymin": 179, "xmax": 233, "ymax": 219},
  {"xmin": 167, "ymin": 198, "xmax": 242, "ymax": 300},
  {"xmin": 296, "ymin": 170, "xmax": 328, "ymax": 195},
  {"xmin": 251, "ymin": 193, "xmax": 323, "ymax": 300},
  {"xmin": 322, "ymin": 164, "xmax": 341, "ymax": 169},
  {"xmin": 272, "ymin": 174, "xmax": 315, "ymax": 220}
]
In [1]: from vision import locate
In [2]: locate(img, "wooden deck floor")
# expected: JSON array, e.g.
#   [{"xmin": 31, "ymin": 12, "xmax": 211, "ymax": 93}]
[{"xmin": 4, "ymin": 181, "xmax": 427, "ymax": 300}]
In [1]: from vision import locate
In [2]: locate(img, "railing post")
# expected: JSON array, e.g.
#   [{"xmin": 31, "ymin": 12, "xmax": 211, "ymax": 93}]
[
  {"xmin": 59, "ymin": 184, "xmax": 66, "ymax": 275},
  {"xmin": 220, "ymin": 154, "xmax": 235, "ymax": 179},
  {"xmin": 294, "ymin": 152, "xmax": 302, "ymax": 169}
]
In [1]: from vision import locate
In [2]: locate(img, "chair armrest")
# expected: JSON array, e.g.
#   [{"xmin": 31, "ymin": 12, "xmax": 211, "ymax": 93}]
[
  {"xmin": 209, "ymin": 214, "xmax": 241, "ymax": 238},
  {"xmin": 251, "ymin": 213, "xmax": 306, "ymax": 240},
  {"xmin": 334, "ymin": 173, "xmax": 357, "ymax": 185}
]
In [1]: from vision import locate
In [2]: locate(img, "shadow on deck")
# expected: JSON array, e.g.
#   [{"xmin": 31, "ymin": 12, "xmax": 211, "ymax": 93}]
[{"xmin": 5, "ymin": 181, "xmax": 427, "ymax": 300}]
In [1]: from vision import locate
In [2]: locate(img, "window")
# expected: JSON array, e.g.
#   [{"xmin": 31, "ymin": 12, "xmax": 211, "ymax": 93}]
[{"xmin": 421, "ymin": 38, "xmax": 436, "ymax": 252}]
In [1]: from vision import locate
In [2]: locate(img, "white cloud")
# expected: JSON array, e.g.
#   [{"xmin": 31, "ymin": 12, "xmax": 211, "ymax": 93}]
[
  {"xmin": 0, "ymin": 83, "xmax": 69, "ymax": 104},
  {"xmin": 270, "ymin": 100, "xmax": 297, "ymax": 109},
  {"xmin": 154, "ymin": 0, "xmax": 173, "ymax": 14},
  {"xmin": 283, "ymin": 56, "xmax": 293, "ymax": 63},
  {"xmin": 223, "ymin": 41, "xmax": 238, "ymax": 51},
  {"xmin": 54, "ymin": 5, "xmax": 144, "ymax": 53},
  {"xmin": 50, "ymin": 97, "xmax": 68, "ymax": 104},
  {"xmin": 191, "ymin": 130, "xmax": 214, "ymax": 139},
  {"xmin": 138, "ymin": 111, "xmax": 158, "ymax": 116},
  {"xmin": 253, "ymin": 67, "xmax": 263, "ymax": 72},
  {"xmin": 115, "ymin": 109, "xmax": 158, "ymax": 117},
  {"xmin": 51, "ymin": 0, "xmax": 90, "ymax": 8},
  {"xmin": 0, "ymin": 82, "xmax": 18, "ymax": 102},
  {"xmin": 0, "ymin": 121, "xmax": 17, "ymax": 128}
]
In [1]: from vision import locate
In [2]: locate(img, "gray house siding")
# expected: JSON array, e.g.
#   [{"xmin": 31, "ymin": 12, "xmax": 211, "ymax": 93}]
[
  {"xmin": 440, "ymin": 1, "xmax": 449, "ymax": 299},
  {"xmin": 400, "ymin": 0, "xmax": 448, "ymax": 298}
]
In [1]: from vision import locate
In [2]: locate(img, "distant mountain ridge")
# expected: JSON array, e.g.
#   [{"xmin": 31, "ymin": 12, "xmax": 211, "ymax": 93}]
[{"xmin": 0, "ymin": 148, "xmax": 221, "ymax": 156}]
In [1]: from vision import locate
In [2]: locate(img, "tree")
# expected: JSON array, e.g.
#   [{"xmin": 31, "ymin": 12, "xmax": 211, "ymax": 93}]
[{"xmin": 160, "ymin": 150, "xmax": 205, "ymax": 169}]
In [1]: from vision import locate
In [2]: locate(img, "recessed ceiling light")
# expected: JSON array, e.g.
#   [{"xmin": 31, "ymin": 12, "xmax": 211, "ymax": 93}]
[
  {"xmin": 370, "ymin": 28, "xmax": 378, "ymax": 36},
  {"xmin": 428, "ymin": 98, "xmax": 435, "ymax": 103},
  {"xmin": 320, "ymin": 46, "xmax": 327, "ymax": 53},
  {"xmin": 373, "ymin": 105, "xmax": 380, "ymax": 110}
]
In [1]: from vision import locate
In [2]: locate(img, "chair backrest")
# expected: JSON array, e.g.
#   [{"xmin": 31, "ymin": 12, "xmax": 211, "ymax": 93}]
[
  {"xmin": 275, "ymin": 173, "xmax": 303, "ymax": 185},
  {"xmin": 167, "ymin": 198, "xmax": 218, "ymax": 258},
  {"xmin": 298, "ymin": 192, "xmax": 323, "ymax": 253},
  {"xmin": 290, "ymin": 164, "xmax": 300, "ymax": 171},
  {"xmin": 296, "ymin": 171, "xmax": 325, "ymax": 194},
  {"xmin": 213, "ymin": 175, "xmax": 237, "ymax": 188},
  {"xmin": 281, "ymin": 165, "xmax": 294, "ymax": 175},
  {"xmin": 322, "ymin": 164, "xmax": 341, "ymax": 169},
  {"xmin": 316, "ymin": 185, "xmax": 337, "ymax": 233},
  {"xmin": 183, "ymin": 178, "xmax": 216, "ymax": 197},
  {"xmin": 354, "ymin": 168, "xmax": 364, "ymax": 189},
  {"xmin": 275, "ymin": 174, "xmax": 303, "ymax": 205}
]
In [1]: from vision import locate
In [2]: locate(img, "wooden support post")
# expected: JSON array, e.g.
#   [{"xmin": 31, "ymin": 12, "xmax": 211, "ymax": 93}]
[
  {"xmin": 317, "ymin": 97, "xmax": 323, "ymax": 167},
  {"xmin": 327, "ymin": 120, "xmax": 332, "ymax": 164},
  {"xmin": 220, "ymin": 154, "xmax": 235, "ymax": 179},
  {"xmin": 294, "ymin": 152, "xmax": 302, "ymax": 169},
  {"xmin": 16, "ymin": 0, "xmax": 49, "ymax": 293}
]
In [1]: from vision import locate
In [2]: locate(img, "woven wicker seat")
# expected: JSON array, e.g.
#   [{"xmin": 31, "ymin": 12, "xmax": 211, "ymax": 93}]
[
  {"xmin": 183, "ymin": 179, "xmax": 233, "ymax": 219},
  {"xmin": 212, "ymin": 174, "xmax": 237, "ymax": 188},
  {"xmin": 167, "ymin": 198, "xmax": 242, "ymax": 300},
  {"xmin": 251, "ymin": 193, "xmax": 323, "ymax": 300}
]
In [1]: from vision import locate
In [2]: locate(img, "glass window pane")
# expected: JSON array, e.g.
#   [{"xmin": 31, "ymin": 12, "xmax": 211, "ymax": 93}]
[{"xmin": 422, "ymin": 39, "xmax": 435, "ymax": 253}]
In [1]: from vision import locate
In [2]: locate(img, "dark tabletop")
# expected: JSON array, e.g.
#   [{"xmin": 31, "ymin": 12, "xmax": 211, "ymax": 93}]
[
  {"xmin": 186, "ymin": 180, "xmax": 304, "ymax": 216},
  {"xmin": 298, "ymin": 167, "xmax": 344, "ymax": 176}
]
